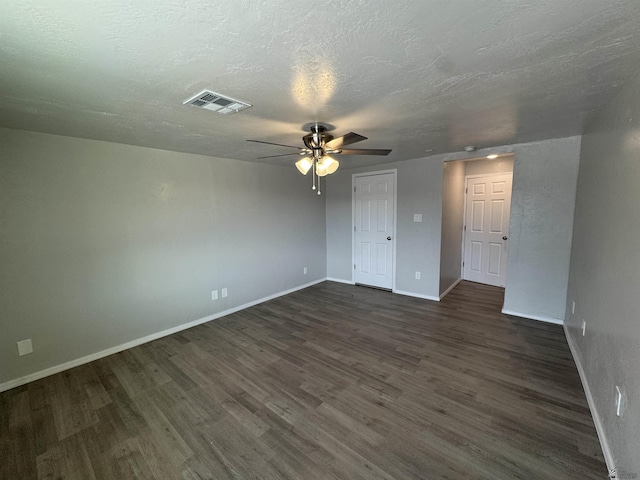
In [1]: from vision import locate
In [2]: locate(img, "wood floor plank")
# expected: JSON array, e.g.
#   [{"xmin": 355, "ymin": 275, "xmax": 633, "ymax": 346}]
[{"xmin": 2, "ymin": 280, "xmax": 607, "ymax": 479}]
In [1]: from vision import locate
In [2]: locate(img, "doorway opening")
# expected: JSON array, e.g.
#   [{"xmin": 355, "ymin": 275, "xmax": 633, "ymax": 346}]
[{"xmin": 439, "ymin": 154, "xmax": 514, "ymax": 298}]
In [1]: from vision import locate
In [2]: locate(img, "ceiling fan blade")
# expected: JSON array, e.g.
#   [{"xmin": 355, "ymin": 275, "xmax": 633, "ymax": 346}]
[
  {"xmin": 247, "ymin": 139, "xmax": 302, "ymax": 149},
  {"xmin": 338, "ymin": 148, "xmax": 392, "ymax": 156},
  {"xmin": 257, "ymin": 152, "xmax": 302, "ymax": 159},
  {"xmin": 325, "ymin": 132, "xmax": 367, "ymax": 149}
]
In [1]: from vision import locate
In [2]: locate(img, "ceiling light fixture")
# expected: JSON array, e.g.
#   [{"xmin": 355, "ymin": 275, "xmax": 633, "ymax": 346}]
[
  {"xmin": 464, "ymin": 145, "xmax": 476, "ymax": 152},
  {"xmin": 318, "ymin": 155, "xmax": 339, "ymax": 176},
  {"xmin": 487, "ymin": 154, "xmax": 498, "ymax": 159},
  {"xmin": 295, "ymin": 157, "xmax": 313, "ymax": 175}
]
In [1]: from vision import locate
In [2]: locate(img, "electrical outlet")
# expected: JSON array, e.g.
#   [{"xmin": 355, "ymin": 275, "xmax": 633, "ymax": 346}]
[
  {"xmin": 17, "ymin": 339, "xmax": 33, "ymax": 356},
  {"xmin": 303, "ymin": 267, "xmax": 308, "ymax": 275},
  {"xmin": 582, "ymin": 320, "xmax": 586, "ymax": 336},
  {"xmin": 211, "ymin": 290, "xmax": 218, "ymax": 300},
  {"xmin": 572, "ymin": 301, "xmax": 575, "ymax": 314},
  {"xmin": 413, "ymin": 214, "xmax": 422, "ymax": 223},
  {"xmin": 221, "ymin": 288, "xmax": 228, "ymax": 298},
  {"xmin": 415, "ymin": 271, "xmax": 421, "ymax": 280}
]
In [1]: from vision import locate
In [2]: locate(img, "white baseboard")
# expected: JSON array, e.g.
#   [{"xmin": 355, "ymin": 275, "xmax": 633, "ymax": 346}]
[
  {"xmin": 501, "ymin": 309, "xmax": 564, "ymax": 325},
  {"xmin": 439, "ymin": 277, "xmax": 462, "ymax": 300},
  {"xmin": 393, "ymin": 289, "xmax": 440, "ymax": 302},
  {"xmin": 563, "ymin": 324, "xmax": 614, "ymax": 473},
  {"xmin": 326, "ymin": 277, "xmax": 355, "ymax": 285},
  {"xmin": 0, "ymin": 278, "xmax": 326, "ymax": 393}
]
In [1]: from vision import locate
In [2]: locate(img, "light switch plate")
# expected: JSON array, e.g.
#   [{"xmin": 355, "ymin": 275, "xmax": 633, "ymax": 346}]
[{"xmin": 413, "ymin": 214, "xmax": 422, "ymax": 222}]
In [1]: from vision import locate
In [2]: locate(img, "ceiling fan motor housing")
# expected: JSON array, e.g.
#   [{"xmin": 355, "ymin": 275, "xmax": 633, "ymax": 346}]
[{"xmin": 303, "ymin": 125, "xmax": 333, "ymax": 151}]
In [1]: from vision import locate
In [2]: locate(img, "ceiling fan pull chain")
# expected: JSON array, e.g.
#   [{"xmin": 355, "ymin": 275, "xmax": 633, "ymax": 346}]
[
  {"xmin": 312, "ymin": 158, "xmax": 316, "ymax": 191},
  {"xmin": 314, "ymin": 156, "xmax": 321, "ymax": 195}
]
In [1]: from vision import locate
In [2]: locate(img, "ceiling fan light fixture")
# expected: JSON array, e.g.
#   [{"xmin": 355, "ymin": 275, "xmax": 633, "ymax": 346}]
[
  {"xmin": 295, "ymin": 157, "xmax": 313, "ymax": 175},
  {"xmin": 316, "ymin": 162, "xmax": 329, "ymax": 177},
  {"xmin": 320, "ymin": 155, "xmax": 339, "ymax": 175}
]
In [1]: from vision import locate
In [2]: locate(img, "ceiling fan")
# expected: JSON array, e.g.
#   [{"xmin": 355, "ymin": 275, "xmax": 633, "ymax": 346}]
[{"xmin": 247, "ymin": 124, "xmax": 392, "ymax": 195}]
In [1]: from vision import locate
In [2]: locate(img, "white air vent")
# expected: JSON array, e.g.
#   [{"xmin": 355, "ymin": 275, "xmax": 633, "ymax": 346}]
[{"xmin": 183, "ymin": 90, "xmax": 251, "ymax": 115}]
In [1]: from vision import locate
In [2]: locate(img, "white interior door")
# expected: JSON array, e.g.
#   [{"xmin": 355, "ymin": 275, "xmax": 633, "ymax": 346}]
[
  {"xmin": 353, "ymin": 172, "xmax": 395, "ymax": 289},
  {"xmin": 463, "ymin": 173, "xmax": 512, "ymax": 287}
]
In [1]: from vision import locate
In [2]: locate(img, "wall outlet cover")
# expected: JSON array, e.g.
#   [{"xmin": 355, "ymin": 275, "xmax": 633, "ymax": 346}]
[{"xmin": 17, "ymin": 339, "xmax": 33, "ymax": 356}]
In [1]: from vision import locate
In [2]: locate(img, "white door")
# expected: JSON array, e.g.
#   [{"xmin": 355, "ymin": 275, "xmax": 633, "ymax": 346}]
[
  {"xmin": 463, "ymin": 173, "xmax": 512, "ymax": 287},
  {"xmin": 353, "ymin": 172, "xmax": 395, "ymax": 289}
]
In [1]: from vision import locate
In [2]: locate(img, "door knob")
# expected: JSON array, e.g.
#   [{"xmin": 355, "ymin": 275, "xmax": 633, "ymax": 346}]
[
  {"xmin": 387, "ymin": 236, "xmax": 392, "ymax": 240},
  {"xmin": 502, "ymin": 236, "xmax": 508, "ymax": 240}
]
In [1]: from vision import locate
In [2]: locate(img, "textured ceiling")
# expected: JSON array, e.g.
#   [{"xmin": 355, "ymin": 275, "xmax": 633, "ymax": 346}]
[{"xmin": 2, "ymin": 1, "xmax": 640, "ymax": 169}]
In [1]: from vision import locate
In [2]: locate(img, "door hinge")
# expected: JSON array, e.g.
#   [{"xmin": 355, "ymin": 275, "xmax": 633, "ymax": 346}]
[
  {"xmin": 354, "ymin": 226, "xmax": 356, "ymax": 232},
  {"xmin": 354, "ymin": 186, "xmax": 356, "ymax": 192},
  {"xmin": 465, "ymin": 187, "xmax": 468, "ymax": 193},
  {"xmin": 354, "ymin": 264, "xmax": 356, "ymax": 270},
  {"xmin": 462, "ymin": 261, "xmax": 465, "ymax": 266},
  {"xmin": 464, "ymin": 225, "xmax": 466, "ymax": 231}
]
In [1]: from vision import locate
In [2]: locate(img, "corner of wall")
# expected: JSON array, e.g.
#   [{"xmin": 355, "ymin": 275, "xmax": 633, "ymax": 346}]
[{"xmin": 563, "ymin": 324, "xmax": 615, "ymax": 472}]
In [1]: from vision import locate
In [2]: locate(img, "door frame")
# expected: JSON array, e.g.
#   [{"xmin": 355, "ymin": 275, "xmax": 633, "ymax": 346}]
[
  {"xmin": 461, "ymin": 172, "xmax": 513, "ymax": 286},
  {"xmin": 351, "ymin": 169, "xmax": 398, "ymax": 290}
]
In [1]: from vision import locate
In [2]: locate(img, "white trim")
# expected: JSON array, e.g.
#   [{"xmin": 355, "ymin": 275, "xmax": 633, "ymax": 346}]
[
  {"xmin": 0, "ymin": 278, "xmax": 326, "ymax": 393},
  {"xmin": 393, "ymin": 289, "xmax": 440, "ymax": 302},
  {"xmin": 351, "ymin": 169, "xmax": 398, "ymax": 290},
  {"xmin": 326, "ymin": 277, "xmax": 355, "ymax": 285},
  {"xmin": 501, "ymin": 309, "xmax": 564, "ymax": 325},
  {"xmin": 564, "ymin": 325, "xmax": 614, "ymax": 473},
  {"xmin": 462, "ymin": 175, "xmax": 468, "ymax": 281},
  {"xmin": 439, "ymin": 277, "xmax": 462, "ymax": 300},
  {"xmin": 465, "ymin": 172, "xmax": 513, "ymax": 180}
]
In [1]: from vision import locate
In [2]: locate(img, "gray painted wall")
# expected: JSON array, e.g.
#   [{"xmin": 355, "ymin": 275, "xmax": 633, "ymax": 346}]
[
  {"xmin": 465, "ymin": 156, "xmax": 514, "ymax": 177},
  {"xmin": 0, "ymin": 128, "xmax": 326, "ymax": 386},
  {"xmin": 565, "ymin": 71, "xmax": 640, "ymax": 473},
  {"xmin": 502, "ymin": 137, "xmax": 580, "ymax": 321},
  {"xmin": 326, "ymin": 137, "xmax": 580, "ymax": 320},
  {"xmin": 439, "ymin": 161, "xmax": 465, "ymax": 296},
  {"xmin": 326, "ymin": 159, "xmax": 445, "ymax": 298}
]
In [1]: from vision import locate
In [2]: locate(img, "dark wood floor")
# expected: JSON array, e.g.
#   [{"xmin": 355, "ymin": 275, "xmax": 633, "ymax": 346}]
[{"xmin": 1, "ymin": 281, "xmax": 606, "ymax": 479}]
